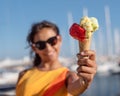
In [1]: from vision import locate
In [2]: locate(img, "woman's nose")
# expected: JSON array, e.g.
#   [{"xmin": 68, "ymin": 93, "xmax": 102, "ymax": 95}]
[{"xmin": 45, "ymin": 43, "xmax": 53, "ymax": 51}]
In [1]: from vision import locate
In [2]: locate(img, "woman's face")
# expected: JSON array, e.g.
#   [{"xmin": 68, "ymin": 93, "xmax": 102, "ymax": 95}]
[{"xmin": 32, "ymin": 28, "xmax": 62, "ymax": 62}]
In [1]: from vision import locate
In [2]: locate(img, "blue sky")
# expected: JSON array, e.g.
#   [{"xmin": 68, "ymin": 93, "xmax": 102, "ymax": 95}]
[{"xmin": 0, "ymin": 0, "xmax": 120, "ymax": 59}]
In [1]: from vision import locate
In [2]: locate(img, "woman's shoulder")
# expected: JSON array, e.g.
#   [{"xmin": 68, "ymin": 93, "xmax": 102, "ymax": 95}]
[
  {"xmin": 19, "ymin": 69, "xmax": 29, "ymax": 77},
  {"xmin": 17, "ymin": 67, "xmax": 34, "ymax": 84}
]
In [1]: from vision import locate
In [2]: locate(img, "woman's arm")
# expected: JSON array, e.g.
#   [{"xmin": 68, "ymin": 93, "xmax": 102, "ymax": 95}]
[
  {"xmin": 16, "ymin": 69, "xmax": 28, "ymax": 85},
  {"xmin": 67, "ymin": 50, "xmax": 97, "ymax": 96},
  {"xmin": 67, "ymin": 72, "xmax": 88, "ymax": 96}
]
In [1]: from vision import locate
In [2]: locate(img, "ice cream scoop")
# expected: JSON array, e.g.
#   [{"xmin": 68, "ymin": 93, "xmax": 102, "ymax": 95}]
[{"xmin": 69, "ymin": 16, "xmax": 99, "ymax": 52}]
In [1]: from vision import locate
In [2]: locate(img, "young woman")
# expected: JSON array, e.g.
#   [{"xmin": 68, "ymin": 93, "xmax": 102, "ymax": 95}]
[{"xmin": 16, "ymin": 20, "xmax": 97, "ymax": 96}]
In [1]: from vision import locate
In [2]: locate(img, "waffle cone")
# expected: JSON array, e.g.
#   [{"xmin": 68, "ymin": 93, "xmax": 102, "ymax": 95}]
[{"xmin": 79, "ymin": 38, "xmax": 91, "ymax": 52}]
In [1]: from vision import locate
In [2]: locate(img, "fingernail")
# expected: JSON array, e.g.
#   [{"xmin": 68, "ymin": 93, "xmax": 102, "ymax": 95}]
[{"xmin": 81, "ymin": 52, "xmax": 84, "ymax": 55}]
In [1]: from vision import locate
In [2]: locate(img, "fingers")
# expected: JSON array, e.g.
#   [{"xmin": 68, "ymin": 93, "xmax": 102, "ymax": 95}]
[
  {"xmin": 77, "ymin": 61, "xmax": 97, "ymax": 82},
  {"xmin": 77, "ymin": 57, "xmax": 96, "ymax": 67},
  {"xmin": 77, "ymin": 50, "xmax": 96, "ymax": 67},
  {"xmin": 76, "ymin": 50, "xmax": 97, "ymax": 84},
  {"xmin": 77, "ymin": 66, "xmax": 97, "ymax": 74},
  {"xmin": 77, "ymin": 72, "xmax": 94, "ymax": 83},
  {"xmin": 77, "ymin": 65, "xmax": 96, "ymax": 83},
  {"xmin": 77, "ymin": 50, "xmax": 96, "ymax": 61}
]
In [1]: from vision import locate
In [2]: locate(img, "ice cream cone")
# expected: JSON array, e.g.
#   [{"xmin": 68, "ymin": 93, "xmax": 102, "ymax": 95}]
[
  {"xmin": 79, "ymin": 37, "xmax": 91, "ymax": 52},
  {"xmin": 69, "ymin": 16, "xmax": 99, "ymax": 95}
]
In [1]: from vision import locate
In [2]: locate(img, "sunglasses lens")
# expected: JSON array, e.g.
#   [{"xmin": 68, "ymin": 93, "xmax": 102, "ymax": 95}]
[
  {"xmin": 35, "ymin": 41, "xmax": 46, "ymax": 50},
  {"xmin": 34, "ymin": 36, "xmax": 58, "ymax": 50},
  {"xmin": 48, "ymin": 37, "xmax": 57, "ymax": 46}
]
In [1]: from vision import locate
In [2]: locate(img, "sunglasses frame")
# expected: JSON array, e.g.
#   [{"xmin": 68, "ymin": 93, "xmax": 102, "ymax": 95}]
[{"xmin": 32, "ymin": 35, "xmax": 58, "ymax": 50}]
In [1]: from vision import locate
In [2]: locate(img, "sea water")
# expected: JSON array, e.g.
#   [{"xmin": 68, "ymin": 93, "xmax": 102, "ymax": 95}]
[
  {"xmin": 0, "ymin": 74, "xmax": 120, "ymax": 96},
  {"xmin": 82, "ymin": 74, "xmax": 120, "ymax": 96}
]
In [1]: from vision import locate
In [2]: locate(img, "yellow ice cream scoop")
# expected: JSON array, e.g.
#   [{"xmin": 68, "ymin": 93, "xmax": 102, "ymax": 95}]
[{"xmin": 80, "ymin": 16, "xmax": 99, "ymax": 39}]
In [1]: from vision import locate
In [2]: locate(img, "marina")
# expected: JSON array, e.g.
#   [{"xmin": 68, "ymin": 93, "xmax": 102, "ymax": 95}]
[
  {"xmin": 0, "ymin": 0, "xmax": 120, "ymax": 96},
  {"xmin": 0, "ymin": 57, "xmax": 120, "ymax": 96}
]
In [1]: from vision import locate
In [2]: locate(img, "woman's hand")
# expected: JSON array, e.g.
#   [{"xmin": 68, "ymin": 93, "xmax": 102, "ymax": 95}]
[
  {"xmin": 77, "ymin": 50, "xmax": 97, "ymax": 85},
  {"xmin": 67, "ymin": 50, "xmax": 97, "ymax": 95}
]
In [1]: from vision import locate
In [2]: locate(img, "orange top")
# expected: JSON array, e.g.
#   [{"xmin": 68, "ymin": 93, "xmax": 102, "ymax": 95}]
[{"xmin": 16, "ymin": 67, "xmax": 69, "ymax": 96}]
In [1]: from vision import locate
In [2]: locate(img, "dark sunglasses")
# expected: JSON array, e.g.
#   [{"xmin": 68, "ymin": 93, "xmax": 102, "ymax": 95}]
[{"xmin": 33, "ymin": 36, "xmax": 58, "ymax": 50}]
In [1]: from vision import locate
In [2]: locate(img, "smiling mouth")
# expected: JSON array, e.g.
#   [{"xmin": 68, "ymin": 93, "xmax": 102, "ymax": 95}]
[{"xmin": 45, "ymin": 51, "xmax": 55, "ymax": 56}]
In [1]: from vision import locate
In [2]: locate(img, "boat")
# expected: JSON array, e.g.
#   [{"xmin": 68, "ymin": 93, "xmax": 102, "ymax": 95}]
[{"xmin": 97, "ymin": 61, "xmax": 120, "ymax": 75}]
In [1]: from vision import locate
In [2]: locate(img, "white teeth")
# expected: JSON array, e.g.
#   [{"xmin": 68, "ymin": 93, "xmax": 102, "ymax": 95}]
[{"xmin": 47, "ymin": 52, "xmax": 54, "ymax": 56}]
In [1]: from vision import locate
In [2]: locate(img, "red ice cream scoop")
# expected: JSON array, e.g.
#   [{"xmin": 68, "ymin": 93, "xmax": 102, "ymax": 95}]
[{"xmin": 69, "ymin": 23, "xmax": 86, "ymax": 42}]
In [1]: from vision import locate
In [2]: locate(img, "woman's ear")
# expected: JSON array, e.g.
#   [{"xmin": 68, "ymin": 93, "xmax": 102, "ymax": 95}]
[
  {"xmin": 31, "ymin": 44, "xmax": 37, "ymax": 53},
  {"xmin": 32, "ymin": 44, "xmax": 41, "ymax": 55},
  {"xmin": 58, "ymin": 35, "xmax": 62, "ymax": 46},
  {"xmin": 58, "ymin": 35, "xmax": 62, "ymax": 42}
]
